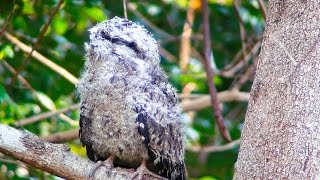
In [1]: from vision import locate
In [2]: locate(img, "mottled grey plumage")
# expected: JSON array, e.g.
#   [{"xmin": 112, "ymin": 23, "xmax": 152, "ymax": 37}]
[{"xmin": 78, "ymin": 17, "xmax": 185, "ymax": 180}]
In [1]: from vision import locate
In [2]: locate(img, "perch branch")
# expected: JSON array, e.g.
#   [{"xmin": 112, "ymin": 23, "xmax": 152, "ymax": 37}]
[
  {"xmin": 201, "ymin": 0, "xmax": 231, "ymax": 142},
  {"xmin": 0, "ymin": 124, "xmax": 163, "ymax": 180}
]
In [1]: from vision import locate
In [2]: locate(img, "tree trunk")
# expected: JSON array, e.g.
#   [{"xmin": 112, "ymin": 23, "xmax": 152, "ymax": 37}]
[{"xmin": 234, "ymin": 1, "xmax": 320, "ymax": 179}]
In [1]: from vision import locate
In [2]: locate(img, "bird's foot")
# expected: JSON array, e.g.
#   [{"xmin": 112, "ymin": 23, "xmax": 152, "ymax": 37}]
[
  {"xmin": 131, "ymin": 160, "xmax": 167, "ymax": 180},
  {"xmin": 88, "ymin": 155, "xmax": 115, "ymax": 179}
]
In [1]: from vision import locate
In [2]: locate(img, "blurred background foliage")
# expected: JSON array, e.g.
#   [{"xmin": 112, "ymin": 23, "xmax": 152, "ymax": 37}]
[{"xmin": 0, "ymin": 0, "xmax": 266, "ymax": 179}]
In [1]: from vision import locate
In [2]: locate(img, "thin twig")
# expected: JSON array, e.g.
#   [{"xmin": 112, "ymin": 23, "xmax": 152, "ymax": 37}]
[
  {"xmin": 231, "ymin": 65, "xmax": 256, "ymax": 91},
  {"xmin": 181, "ymin": 90, "xmax": 250, "ymax": 112},
  {"xmin": 2, "ymin": 60, "xmax": 37, "ymax": 93},
  {"xmin": 42, "ymin": 129, "xmax": 79, "ymax": 143},
  {"xmin": 201, "ymin": 0, "xmax": 231, "ymax": 142},
  {"xmin": 127, "ymin": 3, "xmax": 175, "ymax": 39},
  {"xmin": 3, "ymin": 32, "xmax": 78, "ymax": 85},
  {"xmin": 10, "ymin": 0, "xmax": 65, "ymax": 85},
  {"xmin": 159, "ymin": 45, "xmax": 176, "ymax": 62},
  {"xmin": 257, "ymin": 0, "xmax": 267, "ymax": 20},
  {"xmin": 178, "ymin": 94, "xmax": 206, "ymax": 99},
  {"xmin": 179, "ymin": 0, "xmax": 196, "ymax": 72},
  {"xmin": 220, "ymin": 40, "xmax": 261, "ymax": 77},
  {"xmin": 187, "ymin": 139, "xmax": 240, "ymax": 153},
  {"xmin": 2, "ymin": 60, "xmax": 78, "ymax": 125},
  {"xmin": 15, "ymin": 104, "xmax": 79, "ymax": 126},
  {"xmin": 0, "ymin": 0, "xmax": 15, "ymax": 39},
  {"xmin": 233, "ymin": 0, "xmax": 247, "ymax": 58},
  {"xmin": 123, "ymin": 0, "xmax": 128, "ymax": 19}
]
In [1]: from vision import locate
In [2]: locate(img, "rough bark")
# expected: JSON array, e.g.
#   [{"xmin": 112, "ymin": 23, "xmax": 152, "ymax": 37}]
[
  {"xmin": 0, "ymin": 124, "xmax": 162, "ymax": 180},
  {"xmin": 234, "ymin": 1, "xmax": 320, "ymax": 179}
]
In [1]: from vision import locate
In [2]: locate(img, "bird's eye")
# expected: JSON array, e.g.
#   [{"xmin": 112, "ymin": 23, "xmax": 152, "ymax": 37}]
[{"xmin": 100, "ymin": 30, "xmax": 111, "ymax": 41}]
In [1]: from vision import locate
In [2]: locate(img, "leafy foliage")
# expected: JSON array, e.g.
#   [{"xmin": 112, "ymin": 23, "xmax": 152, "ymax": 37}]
[{"xmin": 0, "ymin": 0, "xmax": 265, "ymax": 179}]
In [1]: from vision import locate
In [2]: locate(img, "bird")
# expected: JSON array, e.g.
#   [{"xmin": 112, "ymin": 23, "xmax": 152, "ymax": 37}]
[{"xmin": 77, "ymin": 16, "xmax": 186, "ymax": 180}]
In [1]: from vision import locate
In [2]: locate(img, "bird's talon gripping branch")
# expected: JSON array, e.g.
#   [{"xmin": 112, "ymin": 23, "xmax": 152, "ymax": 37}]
[
  {"xmin": 88, "ymin": 155, "xmax": 115, "ymax": 179},
  {"xmin": 131, "ymin": 160, "xmax": 167, "ymax": 180}
]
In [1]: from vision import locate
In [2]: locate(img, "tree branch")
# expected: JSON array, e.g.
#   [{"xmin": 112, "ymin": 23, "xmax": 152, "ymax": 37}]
[
  {"xmin": 181, "ymin": 90, "xmax": 249, "ymax": 112},
  {"xmin": 14, "ymin": 104, "xmax": 79, "ymax": 126},
  {"xmin": 257, "ymin": 0, "xmax": 267, "ymax": 20},
  {"xmin": 0, "ymin": 124, "xmax": 163, "ymax": 180},
  {"xmin": 3, "ymin": 31, "xmax": 79, "ymax": 85},
  {"xmin": 187, "ymin": 139, "xmax": 240, "ymax": 153},
  {"xmin": 42, "ymin": 129, "xmax": 79, "ymax": 143},
  {"xmin": 10, "ymin": 0, "xmax": 65, "ymax": 85},
  {"xmin": 201, "ymin": 0, "xmax": 231, "ymax": 142}
]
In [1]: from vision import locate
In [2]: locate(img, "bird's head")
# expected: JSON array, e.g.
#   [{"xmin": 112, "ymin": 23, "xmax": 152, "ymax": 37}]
[{"xmin": 86, "ymin": 16, "xmax": 160, "ymax": 66}]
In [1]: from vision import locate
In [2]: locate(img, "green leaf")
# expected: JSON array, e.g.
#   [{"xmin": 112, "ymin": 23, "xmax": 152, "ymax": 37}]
[
  {"xmin": 213, "ymin": 75, "xmax": 223, "ymax": 86},
  {"xmin": 53, "ymin": 17, "xmax": 68, "ymax": 35},
  {"xmin": 2, "ymin": 45, "xmax": 14, "ymax": 58},
  {"xmin": 0, "ymin": 84, "xmax": 7, "ymax": 103},
  {"xmin": 22, "ymin": 0, "xmax": 35, "ymax": 15},
  {"xmin": 85, "ymin": 7, "xmax": 106, "ymax": 22},
  {"xmin": 199, "ymin": 176, "xmax": 218, "ymax": 180}
]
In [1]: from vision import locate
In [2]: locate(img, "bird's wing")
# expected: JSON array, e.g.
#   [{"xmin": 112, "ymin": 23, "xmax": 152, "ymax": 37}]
[
  {"xmin": 79, "ymin": 102, "xmax": 101, "ymax": 162},
  {"xmin": 133, "ymin": 80, "xmax": 186, "ymax": 180}
]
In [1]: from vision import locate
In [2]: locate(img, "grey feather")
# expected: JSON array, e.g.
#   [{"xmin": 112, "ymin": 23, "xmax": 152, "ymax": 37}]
[{"xmin": 78, "ymin": 17, "xmax": 186, "ymax": 180}]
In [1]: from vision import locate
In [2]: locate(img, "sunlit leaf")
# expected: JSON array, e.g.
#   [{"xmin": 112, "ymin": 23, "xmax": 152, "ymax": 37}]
[
  {"xmin": 213, "ymin": 75, "xmax": 223, "ymax": 86},
  {"xmin": 22, "ymin": 0, "xmax": 35, "ymax": 15},
  {"xmin": 2, "ymin": 45, "xmax": 14, "ymax": 58},
  {"xmin": 85, "ymin": 7, "xmax": 106, "ymax": 22},
  {"xmin": 69, "ymin": 143, "xmax": 87, "ymax": 157},
  {"xmin": 175, "ymin": 0, "xmax": 188, "ymax": 8},
  {"xmin": 209, "ymin": 0, "xmax": 233, "ymax": 6},
  {"xmin": 53, "ymin": 17, "xmax": 68, "ymax": 35},
  {"xmin": 199, "ymin": 176, "xmax": 218, "ymax": 180}
]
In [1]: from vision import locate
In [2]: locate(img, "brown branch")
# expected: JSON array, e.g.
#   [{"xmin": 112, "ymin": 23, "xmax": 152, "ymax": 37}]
[
  {"xmin": 257, "ymin": 0, "xmax": 267, "ymax": 20},
  {"xmin": 0, "ymin": 124, "xmax": 163, "ymax": 180},
  {"xmin": 187, "ymin": 139, "xmax": 240, "ymax": 153},
  {"xmin": 219, "ymin": 40, "xmax": 261, "ymax": 77},
  {"xmin": 15, "ymin": 104, "xmax": 79, "ymax": 126},
  {"xmin": 127, "ymin": 3, "xmax": 175, "ymax": 39},
  {"xmin": 231, "ymin": 64, "xmax": 256, "ymax": 91},
  {"xmin": 3, "ymin": 31, "xmax": 79, "ymax": 85},
  {"xmin": 2, "ymin": 61, "xmax": 77, "ymax": 125},
  {"xmin": 233, "ymin": 0, "xmax": 248, "ymax": 58},
  {"xmin": 0, "ymin": 0, "xmax": 15, "ymax": 39},
  {"xmin": 181, "ymin": 90, "xmax": 250, "ymax": 112},
  {"xmin": 179, "ymin": 0, "xmax": 196, "ymax": 72},
  {"xmin": 159, "ymin": 46, "xmax": 176, "ymax": 62},
  {"xmin": 10, "ymin": 0, "xmax": 65, "ymax": 85},
  {"xmin": 201, "ymin": 0, "xmax": 231, "ymax": 142},
  {"xmin": 33, "ymin": 0, "xmax": 65, "ymax": 50},
  {"xmin": 42, "ymin": 129, "xmax": 79, "ymax": 143},
  {"xmin": 2, "ymin": 60, "xmax": 37, "ymax": 93}
]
